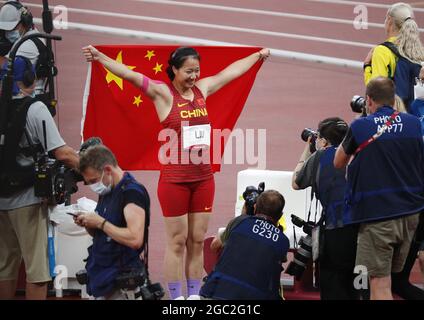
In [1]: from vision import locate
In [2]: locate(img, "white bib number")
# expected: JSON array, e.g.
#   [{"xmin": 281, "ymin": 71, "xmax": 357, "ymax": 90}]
[{"xmin": 182, "ymin": 124, "xmax": 211, "ymax": 150}]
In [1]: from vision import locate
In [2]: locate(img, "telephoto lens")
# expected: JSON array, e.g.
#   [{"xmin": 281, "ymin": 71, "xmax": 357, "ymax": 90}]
[
  {"xmin": 350, "ymin": 95, "xmax": 366, "ymax": 113},
  {"xmin": 301, "ymin": 128, "xmax": 317, "ymax": 142}
]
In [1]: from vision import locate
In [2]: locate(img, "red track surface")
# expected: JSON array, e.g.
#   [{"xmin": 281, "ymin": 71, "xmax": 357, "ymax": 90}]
[{"xmin": 21, "ymin": 0, "xmax": 424, "ymax": 293}]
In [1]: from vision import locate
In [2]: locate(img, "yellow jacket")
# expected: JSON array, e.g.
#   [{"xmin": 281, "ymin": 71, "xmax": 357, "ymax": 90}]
[{"xmin": 364, "ymin": 36, "xmax": 397, "ymax": 85}]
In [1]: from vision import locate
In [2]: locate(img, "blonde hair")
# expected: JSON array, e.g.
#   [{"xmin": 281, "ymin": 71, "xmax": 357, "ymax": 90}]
[
  {"xmin": 394, "ymin": 94, "xmax": 407, "ymax": 112},
  {"xmin": 388, "ymin": 3, "xmax": 424, "ymax": 63}
]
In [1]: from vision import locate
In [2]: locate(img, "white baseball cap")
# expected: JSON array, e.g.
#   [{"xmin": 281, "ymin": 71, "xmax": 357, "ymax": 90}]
[{"xmin": 0, "ymin": 3, "xmax": 21, "ymax": 31}]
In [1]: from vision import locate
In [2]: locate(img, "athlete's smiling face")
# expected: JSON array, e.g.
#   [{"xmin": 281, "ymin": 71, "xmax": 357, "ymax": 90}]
[{"xmin": 173, "ymin": 56, "xmax": 200, "ymax": 88}]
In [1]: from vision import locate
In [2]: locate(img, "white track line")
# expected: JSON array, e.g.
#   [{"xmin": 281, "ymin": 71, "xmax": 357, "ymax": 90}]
[
  {"xmin": 307, "ymin": 0, "xmax": 424, "ymax": 13},
  {"xmin": 21, "ymin": 2, "xmax": 373, "ymax": 48},
  {"xmin": 134, "ymin": 0, "xmax": 383, "ymax": 28},
  {"xmin": 32, "ymin": 18, "xmax": 362, "ymax": 70}
]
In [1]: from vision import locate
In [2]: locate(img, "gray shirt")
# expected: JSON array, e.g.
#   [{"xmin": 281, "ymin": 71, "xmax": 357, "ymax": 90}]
[{"xmin": 0, "ymin": 100, "xmax": 65, "ymax": 210}]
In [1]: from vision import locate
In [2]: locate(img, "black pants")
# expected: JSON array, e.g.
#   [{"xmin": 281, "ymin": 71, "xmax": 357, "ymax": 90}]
[
  {"xmin": 319, "ymin": 225, "xmax": 360, "ymax": 300},
  {"xmin": 392, "ymin": 212, "xmax": 424, "ymax": 300}
]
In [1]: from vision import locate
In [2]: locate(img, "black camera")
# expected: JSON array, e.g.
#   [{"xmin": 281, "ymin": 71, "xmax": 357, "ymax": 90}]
[
  {"xmin": 350, "ymin": 95, "xmax": 366, "ymax": 113},
  {"xmin": 34, "ymin": 157, "xmax": 80, "ymax": 205},
  {"xmin": 242, "ymin": 182, "xmax": 265, "ymax": 216},
  {"xmin": 116, "ymin": 268, "xmax": 165, "ymax": 301},
  {"xmin": 76, "ymin": 269, "xmax": 88, "ymax": 285},
  {"xmin": 301, "ymin": 128, "xmax": 317, "ymax": 153},
  {"xmin": 285, "ymin": 214, "xmax": 315, "ymax": 280}
]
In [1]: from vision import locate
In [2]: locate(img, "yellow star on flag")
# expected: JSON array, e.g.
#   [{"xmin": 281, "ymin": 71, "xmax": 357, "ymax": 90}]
[
  {"xmin": 144, "ymin": 50, "xmax": 155, "ymax": 61},
  {"xmin": 105, "ymin": 51, "xmax": 136, "ymax": 90},
  {"xmin": 153, "ymin": 62, "xmax": 163, "ymax": 75},
  {"xmin": 133, "ymin": 95, "xmax": 143, "ymax": 107}
]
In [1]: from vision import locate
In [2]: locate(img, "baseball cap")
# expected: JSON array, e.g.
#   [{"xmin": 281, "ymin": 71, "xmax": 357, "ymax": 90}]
[
  {"xmin": 0, "ymin": 3, "xmax": 21, "ymax": 31},
  {"xmin": 0, "ymin": 56, "xmax": 35, "ymax": 95}
]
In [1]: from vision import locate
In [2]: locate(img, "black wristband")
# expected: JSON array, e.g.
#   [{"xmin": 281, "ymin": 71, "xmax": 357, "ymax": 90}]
[
  {"xmin": 363, "ymin": 63, "xmax": 372, "ymax": 70},
  {"xmin": 100, "ymin": 219, "xmax": 107, "ymax": 231}
]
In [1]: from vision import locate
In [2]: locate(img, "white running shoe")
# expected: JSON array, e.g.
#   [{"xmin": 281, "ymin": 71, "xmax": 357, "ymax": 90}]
[
  {"xmin": 173, "ymin": 296, "xmax": 185, "ymax": 300},
  {"xmin": 187, "ymin": 295, "xmax": 201, "ymax": 300}
]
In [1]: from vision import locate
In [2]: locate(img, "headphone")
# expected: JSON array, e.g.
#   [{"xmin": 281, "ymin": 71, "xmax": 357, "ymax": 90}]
[
  {"xmin": 3, "ymin": 1, "xmax": 33, "ymax": 29},
  {"xmin": 16, "ymin": 55, "xmax": 35, "ymax": 87}
]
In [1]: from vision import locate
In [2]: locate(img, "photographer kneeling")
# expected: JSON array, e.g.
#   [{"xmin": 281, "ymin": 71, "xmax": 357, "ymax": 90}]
[
  {"xmin": 0, "ymin": 57, "xmax": 79, "ymax": 300},
  {"xmin": 199, "ymin": 190, "xmax": 289, "ymax": 300},
  {"xmin": 74, "ymin": 145, "xmax": 154, "ymax": 300},
  {"xmin": 292, "ymin": 117, "xmax": 360, "ymax": 300}
]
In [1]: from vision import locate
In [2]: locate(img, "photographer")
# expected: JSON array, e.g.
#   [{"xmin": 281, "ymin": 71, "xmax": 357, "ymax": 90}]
[
  {"xmin": 199, "ymin": 190, "xmax": 289, "ymax": 300},
  {"xmin": 0, "ymin": 1, "xmax": 53, "ymax": 105},
  {"xmin": 0, "ymin": 56, "xmax": 78, "ymax": 300},
  {"xmin": 74, "ymin": 145, "xmax": 151, "ymax": 300},
  {"xmin": 292, "ymin": 117, "xmax": 359, "ymax": 300},
  {"xmin": 334, "ymin": 77, "xmax": 424, "ymax": 300}
]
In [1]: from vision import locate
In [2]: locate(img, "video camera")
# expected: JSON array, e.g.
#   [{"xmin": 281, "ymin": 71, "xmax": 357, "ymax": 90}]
[
  {"xmin": 242, "ymin": 182, "xmax": 265, "ymax": 216},
  {"xmin": 285, "ymin": 214, "xmax": 315, "ymax": 280}
]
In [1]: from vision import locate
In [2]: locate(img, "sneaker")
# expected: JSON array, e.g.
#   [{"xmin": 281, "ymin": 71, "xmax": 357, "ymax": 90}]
[
  {"xmin": 187, "ymin": 295, "xmax": 201, "ymax": 300},
  {"xmin": 173, "ymin": 296, "xmax": 185, "ymax": 300}
]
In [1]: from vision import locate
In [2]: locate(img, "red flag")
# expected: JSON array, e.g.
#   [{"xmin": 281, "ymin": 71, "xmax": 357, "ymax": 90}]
[{"xmin": 82, "ymin": 45, "xmax": 263, "ymax": 171}]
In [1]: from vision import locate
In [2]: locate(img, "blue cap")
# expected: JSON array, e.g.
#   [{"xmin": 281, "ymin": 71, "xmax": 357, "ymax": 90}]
[{"xmin": 0, "ymin": 56, "xmax": 35, "ymax": 95}]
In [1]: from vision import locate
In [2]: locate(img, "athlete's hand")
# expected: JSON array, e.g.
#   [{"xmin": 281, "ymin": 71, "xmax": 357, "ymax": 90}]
[
  {"xmin": 258, "ymin": 48, "xmax": 270, "ymax": 61},
  {"xmin": 82, "ymin": 45, "xmax": 101, "ymax": 62}
]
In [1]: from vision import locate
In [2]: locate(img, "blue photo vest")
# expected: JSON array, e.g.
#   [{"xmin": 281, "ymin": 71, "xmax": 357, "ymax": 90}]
[
  {"xmin": 200, "ymin": 216, "xmax": 289, "ymax": 300},
  {"xmin": 317, "ymin": 147, "xmax": 348, "ymax": 229},
  {"xmin": 85, "ymin": 172, "xmax": 150, "ymax": 297},
  {"xmin": 344, "ymin": 106, "xmax": 424, "ymax": 225}
]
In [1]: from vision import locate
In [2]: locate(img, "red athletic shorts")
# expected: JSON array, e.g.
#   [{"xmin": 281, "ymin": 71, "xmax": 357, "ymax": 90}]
[{"xmin": 157, "ymin": 176, "xmax": 215, "ymax": 217}]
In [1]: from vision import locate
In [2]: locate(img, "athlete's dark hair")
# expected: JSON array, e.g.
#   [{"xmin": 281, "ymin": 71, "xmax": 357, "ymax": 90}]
[{"xmin": 166, "ymin": 47, "xmax": 200, "ymax": 81}]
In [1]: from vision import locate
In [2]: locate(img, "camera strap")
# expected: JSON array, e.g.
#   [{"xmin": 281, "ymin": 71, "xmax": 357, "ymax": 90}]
[{"xmin": 354, "ymin": 110, "xmax": 399, "ymax": 155}]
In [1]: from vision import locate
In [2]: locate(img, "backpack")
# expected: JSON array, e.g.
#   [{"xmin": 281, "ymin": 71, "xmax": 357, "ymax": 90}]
[
  {"xmin": 30, "ymin": 38, "xmax": 58, "ymax": 117},
  {"xmin": 0, "ymin": 97, "xmax": 43, "ymax": 197},
  {"xmin": 381, "ymin": 41, "xmax": 422, "ymax": 111},
  {"xmin": 30, "ymin": 37, "xmax": 58, "ymax": 80}
]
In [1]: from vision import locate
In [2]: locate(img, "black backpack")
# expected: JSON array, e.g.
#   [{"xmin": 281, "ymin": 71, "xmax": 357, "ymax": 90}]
[
  {"xmin": 381, "ymin": 42, "xmax": 422, "ymax": 111},
  {"xmin": 0, "ymin": 97, "xmax": 43, "ymax": 197},
  {"xmin": 30, "ymin": 37, "xmax": 57, "ymax": 79},
  {"xmin": 30, "ymin": 38, "xmax": 58, "ymax": 117}
]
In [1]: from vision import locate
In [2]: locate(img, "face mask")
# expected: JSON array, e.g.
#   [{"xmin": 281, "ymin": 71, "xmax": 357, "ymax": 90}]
[
  {"xmin": 315, "ymin": 138, "xmax": 322, "ymax": 152},
  {"xmin": 89, "ymin": 171, "xmax": 112, "ymax": 195},
  {"xmin": 19, "ymin": 89, "xmax": 35, "ymax": 98},
  {"xmin": 5, "ymin": 30, "xmax": 21, "ymax": 43},
  {"xmin": 315, "ymin": 137, "xmax": 326, "ymax": 151}
]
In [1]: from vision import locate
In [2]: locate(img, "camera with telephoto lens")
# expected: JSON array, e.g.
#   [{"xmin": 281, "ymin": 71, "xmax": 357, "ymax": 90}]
[
  {"xmin": 242, "ymin": 182, "xmax": 265, "ymax": 216},
  {"xmin": 115, "ymin": 268, "xmax": 165, "ymax": 300},
  {"xmin": 350, "ymin": 95, "xmax": 366, "ymax": 113},
  {"xmin": 301, "ymin": 128, "xmax": 317, "ymax": 153},
  {"xmin": 285, "ymin": 214, "xmax": 315, "ymax": 280}
]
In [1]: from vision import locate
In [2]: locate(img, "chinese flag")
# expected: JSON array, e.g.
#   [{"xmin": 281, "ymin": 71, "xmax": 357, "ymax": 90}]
[{"xmin": 82, "ymin": 45, "xmax": 263, "ymax": 171}]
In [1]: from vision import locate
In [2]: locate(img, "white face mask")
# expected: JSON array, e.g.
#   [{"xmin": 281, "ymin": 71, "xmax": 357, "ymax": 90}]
[
  {"xmin": 5, "ymin": 30, "xmax": 21, "ymax": 43},
  {"xmin": 315, "ymin": 136, "xmax": 326, "ymax": 151},
  {"xmin": 89, "ymin": 171, "xmax": 112, "ymax": 196}
]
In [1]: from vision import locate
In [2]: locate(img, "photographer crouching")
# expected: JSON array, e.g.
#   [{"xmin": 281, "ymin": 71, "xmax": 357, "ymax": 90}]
[
  {"xmin": 199, "ymin": 189, "xmax": 290, "ymax": 300},
  {"xmin": 74, "ymin": 145, "xmax": 162, "ymax": 300},
  {"xmin": 0, "ymin": 57, "xmax": 79, "ymax": 300},
  {"xmin": 292, "ymin": 117, "xmax": 360, "ymax": 300}
]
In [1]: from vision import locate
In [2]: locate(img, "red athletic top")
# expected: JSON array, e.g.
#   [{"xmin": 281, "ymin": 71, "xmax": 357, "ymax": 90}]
[{"xmin": 159, "ymin": 84, "xmax": 213, "ymax": 183}]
